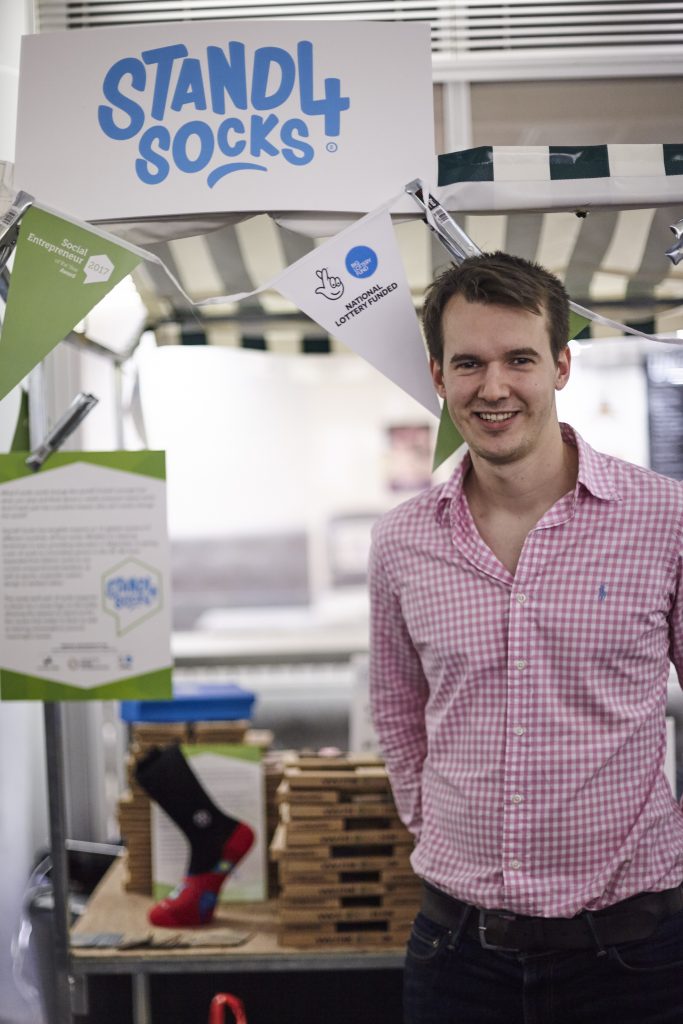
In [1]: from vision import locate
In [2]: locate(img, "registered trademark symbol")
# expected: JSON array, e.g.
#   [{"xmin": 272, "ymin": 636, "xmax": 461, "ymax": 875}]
[{"xmin": 326, "ymin": 142, "xmax": 338, "ymax": 153}]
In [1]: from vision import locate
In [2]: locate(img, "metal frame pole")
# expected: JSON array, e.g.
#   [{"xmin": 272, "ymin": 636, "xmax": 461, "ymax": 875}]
[
  {"xmin": 28, "ymin": 364, "xmax": 74, "ymax": 1024},
  {"xmin": 43, "ymin": 704, "xmax": 74, "ymax": 1023}
]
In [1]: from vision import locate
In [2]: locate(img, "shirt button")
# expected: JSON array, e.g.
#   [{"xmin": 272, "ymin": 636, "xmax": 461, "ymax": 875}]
[
  {"xmin": 513, "ymin": 725, "xmax": 526, "ymax": 736},
  {"xmin": 511, "ymin": 794, "xmax": 524, "ymax": 804},
  {"xmin": 515, "ymin": 659, "xmax": 527, "ymax": 671},
  {"xmin": 510, "ymin": 859, "xmax": 521, "ymax": 870},
  {"xmin": 516, "ymin": 593, "xmax": 527, "ymax": 604}
]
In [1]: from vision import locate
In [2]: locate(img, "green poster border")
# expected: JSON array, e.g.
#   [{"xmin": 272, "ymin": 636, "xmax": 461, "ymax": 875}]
[
  {"xmin": 0, "ymin": 665, "xmax": 172, "ymax": 701},
  {"xmin": 0, "ymin": 450, "xmax": 166, "ymax": 483}
]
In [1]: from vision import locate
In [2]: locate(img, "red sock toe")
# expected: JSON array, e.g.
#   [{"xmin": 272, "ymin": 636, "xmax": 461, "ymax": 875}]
[
  {"xmin": 148, "ymin": 822, "xmax": 256, "ymax": 928},
  {"xmin": 149, "ymin": 874, "xmax": 221, "ymax": 926}
]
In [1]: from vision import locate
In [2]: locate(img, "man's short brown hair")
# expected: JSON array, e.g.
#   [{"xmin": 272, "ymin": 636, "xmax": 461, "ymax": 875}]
[{"xmin": 422, "ymin": 251, "xmax": 570, "ymax": 366}]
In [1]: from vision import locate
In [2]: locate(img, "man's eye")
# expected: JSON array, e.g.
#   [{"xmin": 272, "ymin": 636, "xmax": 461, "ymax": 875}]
[
  {"xmin": 511, "ymin": 357, "xmax": 532, "ymax": 365},
  {"xmin": 454, "ymin": 361, "xmax": 478, "ymax": 370}
]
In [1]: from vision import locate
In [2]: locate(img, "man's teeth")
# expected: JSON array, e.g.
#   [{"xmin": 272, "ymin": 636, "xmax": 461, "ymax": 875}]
[{"xmin": 477, "ymin": 412, "xmax": 516, "ymax": 422}]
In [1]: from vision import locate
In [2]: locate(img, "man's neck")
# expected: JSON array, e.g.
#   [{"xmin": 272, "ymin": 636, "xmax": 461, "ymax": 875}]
[{"xmin": 465, "ymin": 427, "xmax": 579, "ymax": 520}]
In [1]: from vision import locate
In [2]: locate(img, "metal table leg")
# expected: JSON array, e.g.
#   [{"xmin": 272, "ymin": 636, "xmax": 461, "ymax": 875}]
[{"xmin": 132, "ymin": 974, "xmax": 152, "ymax": 1024}]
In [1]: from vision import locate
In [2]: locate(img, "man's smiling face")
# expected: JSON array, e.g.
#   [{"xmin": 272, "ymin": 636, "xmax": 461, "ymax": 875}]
[{"xmin": 431, "ymin": 295, "xmax": 571, "ymax": 467}]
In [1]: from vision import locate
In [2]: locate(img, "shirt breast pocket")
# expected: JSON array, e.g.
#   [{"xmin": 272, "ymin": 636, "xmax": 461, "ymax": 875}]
[{"xmin": 539, "ymin": 563, "xmax": 673, "ymax": 680}]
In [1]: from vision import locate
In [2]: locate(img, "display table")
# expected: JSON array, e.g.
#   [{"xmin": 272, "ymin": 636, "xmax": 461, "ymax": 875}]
[{"xmin": 70, "ymin": 860, "xmax": 405, "ymax": 1024}]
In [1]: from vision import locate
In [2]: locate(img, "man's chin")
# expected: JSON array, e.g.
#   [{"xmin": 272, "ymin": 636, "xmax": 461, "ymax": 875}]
[{"xmin": 469, "ymin": 440, "xmax": 529, "ymax": 466}]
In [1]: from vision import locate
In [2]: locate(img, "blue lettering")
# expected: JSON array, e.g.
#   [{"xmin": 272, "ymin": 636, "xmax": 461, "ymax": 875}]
[
  {"xmin": 142, "ymin": 43, "xmax": 188, "ymax": 121},
  {"xmin": 207, "ymin": 42, "xmax": 247, "ymax": 113},
  {"xmin": 280, "ymin": 118, "xmax": 313, "ymax": 166},
  {"xmin": 172, "ymin": 120, "xmax": 214, "ymax": 172},
  {"xmin": 171, "ymin": 57, "xmax": 207, "ymax": 112},
  {"xmin": 251, "ymin": 47, "xmax": 295, "ymax": 110},
  {"xmin": 217, "ymin": 117, "xmax": 246, "ymax": 157},
  {"xmin": 297, "ymin": 41, "xmax": 349, "ymax": 136},
  {"xmin": 249, "ymin": 114, "xmax": 279, "ymax": 157},
  {"xmin": 102, "ymin": 40, "xmax": 349, "ymax": 182},
  {"xmin": 136, "ymin": 126, "xmax": 171, "ymax": 184},
  {"xmin": 98, "ymin": 57, "xmax": 146, "ymax": 140}
]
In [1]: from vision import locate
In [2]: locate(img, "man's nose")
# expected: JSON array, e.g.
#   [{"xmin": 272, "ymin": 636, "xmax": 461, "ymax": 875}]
[{"xmin": 478, "ymin": 364, "xmax": 510, "ymax": 402}]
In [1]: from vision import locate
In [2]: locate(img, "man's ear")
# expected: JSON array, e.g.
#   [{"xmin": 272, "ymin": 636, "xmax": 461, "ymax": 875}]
[
  {"xmin": 431, "ymin": 357, "xmax": 446, "ymax": 398},
  {"xmin": 555, "ymin": 344, "xmax": 571, "ymax": 392}
]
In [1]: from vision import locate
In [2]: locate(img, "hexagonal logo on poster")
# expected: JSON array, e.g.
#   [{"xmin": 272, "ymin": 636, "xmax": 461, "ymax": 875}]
[{"xmin": 102, "ymin": 558, "xmax": 163, "ymax": 636}]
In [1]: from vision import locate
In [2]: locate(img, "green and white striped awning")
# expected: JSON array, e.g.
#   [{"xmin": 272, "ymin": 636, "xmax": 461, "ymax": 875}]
[{"xmin": 131, "ymin": 144, "xmax": 683, "ymax": 349}]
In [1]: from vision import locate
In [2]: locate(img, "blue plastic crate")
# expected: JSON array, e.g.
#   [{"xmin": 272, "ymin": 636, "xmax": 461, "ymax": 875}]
[{"xmin": 120, "ymin": 681, "xmax": 256, "ymax": 723}]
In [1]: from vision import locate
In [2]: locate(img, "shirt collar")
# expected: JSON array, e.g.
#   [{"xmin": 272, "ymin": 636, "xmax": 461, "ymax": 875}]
[
  {"xmin": 562, "ymin": 423, "xmax": 620, "ymax": 502},
  {"xmin": 435, "ymin": 422, "xmax": 619, "ymax": 525}
]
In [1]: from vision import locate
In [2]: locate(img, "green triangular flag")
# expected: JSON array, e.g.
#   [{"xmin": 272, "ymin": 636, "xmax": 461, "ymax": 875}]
[
  {"xmin": 0, "ymin": 206, "xmax": 141, "ymax": 402},
  {"xmin": 432, "ymin": 308, "xmax": 592, "ymax": 471}
]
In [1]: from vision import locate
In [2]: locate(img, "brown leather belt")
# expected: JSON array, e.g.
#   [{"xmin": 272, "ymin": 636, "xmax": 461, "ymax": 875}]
[{"xmin": 420, "ymin": 882, "xmax": 683, "ymax": 953}]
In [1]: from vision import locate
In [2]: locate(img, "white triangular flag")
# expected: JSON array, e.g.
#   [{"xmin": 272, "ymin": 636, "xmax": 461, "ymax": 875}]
[{"xmin": 271, "ymin": 206, "xmax": 440, "ymax": 417}]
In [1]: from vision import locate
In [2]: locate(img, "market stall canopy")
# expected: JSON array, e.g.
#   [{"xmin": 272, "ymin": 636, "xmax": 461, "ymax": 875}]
[{"xmin": 130, "ymin": 144, "xmax": 683, "ymax": 346}]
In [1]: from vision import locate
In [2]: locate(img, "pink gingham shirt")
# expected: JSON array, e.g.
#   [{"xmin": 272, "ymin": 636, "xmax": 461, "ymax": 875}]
[{"xmin": 369, "ymin": 425, "xmax": 683, "ymax": 918}]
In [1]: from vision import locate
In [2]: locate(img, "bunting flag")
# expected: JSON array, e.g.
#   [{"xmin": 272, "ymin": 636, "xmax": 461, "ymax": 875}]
[
  {"xmin": 0, "ymin": 205, "xmax": 142, "ymax": 402},
  {"xmin": 1, "ymin": 184, "xmax": 678, "ymax": 469},
  {"xmin": 270, "ymin": 205, "xmax": 440, "ymax": 417}
]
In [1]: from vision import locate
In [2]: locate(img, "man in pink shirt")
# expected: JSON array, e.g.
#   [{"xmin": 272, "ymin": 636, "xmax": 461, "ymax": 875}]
[{"xmin": 369, "ymin": 251, "xmax": 683, "ymax": 1023}]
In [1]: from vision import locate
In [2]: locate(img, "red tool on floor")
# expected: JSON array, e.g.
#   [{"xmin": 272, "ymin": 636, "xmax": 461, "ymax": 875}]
[{"xmin": 209, "ymin": 993, "xmax": 248, "ymax": 1024}]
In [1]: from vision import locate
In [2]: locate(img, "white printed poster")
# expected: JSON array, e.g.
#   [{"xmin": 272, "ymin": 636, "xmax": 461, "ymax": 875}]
[
  {"xmin": 0, "ymin": 452, "xmax": 172, "ymax": 701},
  {"xmin": 152, "ymin": 745, "xmax": 266, "ymax": 903}
]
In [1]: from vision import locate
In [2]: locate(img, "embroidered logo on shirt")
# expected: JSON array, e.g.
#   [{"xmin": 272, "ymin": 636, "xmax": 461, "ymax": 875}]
[{"xmin": 598, "ymin": 583, "xmax": 608, "ymax": 602}]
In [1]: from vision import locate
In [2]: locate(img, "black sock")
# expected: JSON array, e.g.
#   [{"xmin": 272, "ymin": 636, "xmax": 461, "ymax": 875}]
[{"xmin": 135, "ymin": 744, "xmax": 240, "ymax": 874}]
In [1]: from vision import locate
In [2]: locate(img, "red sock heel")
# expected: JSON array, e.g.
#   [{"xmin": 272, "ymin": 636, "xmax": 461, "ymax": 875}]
[{"xmin": 148, "ymin": 823, "xmax": 255, "ymax": 927}]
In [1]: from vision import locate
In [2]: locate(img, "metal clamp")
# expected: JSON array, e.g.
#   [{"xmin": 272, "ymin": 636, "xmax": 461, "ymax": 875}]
[
  {"xmin": 405, "ymin": 179, "xmax": 482, "ymax": 265},
  {"xmin": 25, "ymin": 392, "xmax": 99, "ymax": 472},
  {"xmin": 666, "ymin": 217, "xmax": 683, "ymax": 266},
  {"xmin": 0, "ymin": 190, "xmax": 34, "ymax": 273}
]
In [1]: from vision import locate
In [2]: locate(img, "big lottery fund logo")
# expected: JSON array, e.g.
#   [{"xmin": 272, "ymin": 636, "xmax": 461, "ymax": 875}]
[
  {"xmin": 97, "ymin": 40, "xmax": 351, "ymax": 187},
  {"xmin": 314, "ymin": 244, "xmax": 379, "ymax": 302}
]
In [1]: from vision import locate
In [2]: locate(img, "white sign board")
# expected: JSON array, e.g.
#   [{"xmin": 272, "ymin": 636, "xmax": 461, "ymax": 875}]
[
  {"xmin": 0, "ymin": 453, "xmax": 172, "ymax": 700},
  {"xmin": 15, "ymin": 21, "xmax": 435, "ymax": 222},
  {"xmin": 152, "ymin": 745, "xmax": 266, "ymax": 903}
]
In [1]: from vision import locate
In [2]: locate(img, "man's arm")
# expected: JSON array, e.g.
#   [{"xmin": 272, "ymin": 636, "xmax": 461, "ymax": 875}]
[
  {"xmin": 669, "ymin": 548, "xmax": 683, "ymax": 809},
  {"xmin": 368, "ymin": 528, "xmax": 429, "ymax": 839}
]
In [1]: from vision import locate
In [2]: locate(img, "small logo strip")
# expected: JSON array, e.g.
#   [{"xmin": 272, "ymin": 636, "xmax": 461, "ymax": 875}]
[{"xmin": 598, "ymin": 583, "xmax": 608, "ymax": 602}]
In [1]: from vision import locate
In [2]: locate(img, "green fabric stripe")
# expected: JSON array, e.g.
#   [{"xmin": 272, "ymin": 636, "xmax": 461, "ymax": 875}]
[
  {"xmin": 438, "ymin": 146, "xmax": 494, "ymax": 186},
  {"xmin": 0, "ymin": 665, "xmax": 172, "ymax": 701},
  {"xmin": 549, "ymin": 146, "xmax": 610, "ymax": 180},
  {"xmin": 663, "ymin": 144, "xmax": 683, "ymax": 176},
  {"xmin": 303, "ymin": 337, "xmax": 331, "ymax": 354},
  {"xmin": 0, "ymin": 450, "xmax": 165, "ymax": 483}
]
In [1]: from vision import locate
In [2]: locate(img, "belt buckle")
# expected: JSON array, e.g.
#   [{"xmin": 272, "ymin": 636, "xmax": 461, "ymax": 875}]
[{"xmin": 478, "ymin": 909, "xmax": 520, "ymax": 952}]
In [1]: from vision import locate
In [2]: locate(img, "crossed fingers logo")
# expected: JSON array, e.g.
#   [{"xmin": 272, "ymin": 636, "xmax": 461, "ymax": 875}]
[{"xmin": 315, "ymin": 267, "xmax": 344, "ymax": 300}]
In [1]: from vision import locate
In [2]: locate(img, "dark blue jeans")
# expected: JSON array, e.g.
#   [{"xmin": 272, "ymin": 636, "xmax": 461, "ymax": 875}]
[{"xmin": 404, "ymin": 909, "xmax": 683, "ymax": 1024}]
